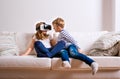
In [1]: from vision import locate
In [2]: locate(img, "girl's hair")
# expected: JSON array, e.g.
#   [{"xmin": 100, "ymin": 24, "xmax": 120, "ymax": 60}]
[
  {"xmin": 52, "ymin": 17, "xmax": 65, "ymax": 28},
  {"xmin": 35, "ymin": 22, "xmax": 49, "ymax": 40}
]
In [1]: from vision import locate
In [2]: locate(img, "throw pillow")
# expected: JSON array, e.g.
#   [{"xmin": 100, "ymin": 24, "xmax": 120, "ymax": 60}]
[
  {"xmin": 88, "ymin": 43, "xmax": 119, "ymax": 56},
  {"xmin": 91, "ymin": 32, "xmax": 120, "ymax": 50},
  {"xmin": 0, "ymin": 32, "xmax": 19, "ymax": 56}
]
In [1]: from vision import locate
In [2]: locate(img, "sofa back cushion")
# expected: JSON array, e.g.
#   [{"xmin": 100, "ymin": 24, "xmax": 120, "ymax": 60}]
[
  {"xmin": 68, "ymin": 31, "xmax": 108, "ymax": 53},
  {"xmin": 16, "ymin": 32, "xmax": 36, "ymax": 55},
  {"xmin": 16, "ymin": 31, "xmax": 108, "ymax": 55}
]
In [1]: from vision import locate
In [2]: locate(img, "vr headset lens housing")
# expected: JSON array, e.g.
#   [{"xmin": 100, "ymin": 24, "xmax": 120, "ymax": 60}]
[
  {"xmin": 40, "ymin": 24, "xmax": 51, "ymax": 31},
  {"xmin": 36, "ymin": 23, "xmax": 51, "ymax": 31}
]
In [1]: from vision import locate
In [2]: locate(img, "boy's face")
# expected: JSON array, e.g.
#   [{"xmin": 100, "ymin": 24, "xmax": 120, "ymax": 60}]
[{"xmin": 53, "ymin": 24, "xmax": 60, "ymax": 32}]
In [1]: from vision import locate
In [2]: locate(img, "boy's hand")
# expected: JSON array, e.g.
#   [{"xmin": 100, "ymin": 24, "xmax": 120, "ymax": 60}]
[
  {"xmin": 78, "ymin": 49, "xmax": 86, "ymax": 54},
  {"xmin": 50, "ymin": 39, "xmax": 57, "ymax": 46}
]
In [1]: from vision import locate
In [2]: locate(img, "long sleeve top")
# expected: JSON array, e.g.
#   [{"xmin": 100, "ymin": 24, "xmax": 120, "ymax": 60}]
[{"xmin": 57, "ymin": 29, "xmax": 80, "ymax": 49}]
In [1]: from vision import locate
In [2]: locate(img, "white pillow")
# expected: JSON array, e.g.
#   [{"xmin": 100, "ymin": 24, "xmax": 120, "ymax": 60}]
[
  {"xmin": 0, "ymin": 32, "xmax": 19, "ymax": 56},
  {"xmin": 91, "ymin": 32, "xmax": 120, "ymax": 50}
]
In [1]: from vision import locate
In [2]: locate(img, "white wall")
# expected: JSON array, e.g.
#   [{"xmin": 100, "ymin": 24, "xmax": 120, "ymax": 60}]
[
  {"xmin": 115, "ymin": 0, "xmax": 120, "ymax": 32},
  {"xmin": 0, "ymin": 0, "xmax": 117, "ymax": 32}
]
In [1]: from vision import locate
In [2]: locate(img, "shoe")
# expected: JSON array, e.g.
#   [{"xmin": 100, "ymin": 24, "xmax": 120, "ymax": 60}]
[
  {"xmin": 62, "ymin": 61, "xmax": 71, "ymax": 68},
  {"xmin": 91, "ymin": 62, "xmax": 99, "ymax": 75}
]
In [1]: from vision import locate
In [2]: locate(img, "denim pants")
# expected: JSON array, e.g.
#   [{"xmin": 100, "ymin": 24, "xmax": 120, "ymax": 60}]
[
  {"xmin": 60, "ymin": 44, "xmax": 94, "ymax": 66},
  {"xmin": 34, "ymin": 40, "xmax": 69, "ymax": 62}
]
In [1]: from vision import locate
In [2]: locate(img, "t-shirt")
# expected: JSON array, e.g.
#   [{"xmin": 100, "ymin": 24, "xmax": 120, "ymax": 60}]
[{"xmin": 32, "ymin": 34, "xmax": 52, "ymax": 48}]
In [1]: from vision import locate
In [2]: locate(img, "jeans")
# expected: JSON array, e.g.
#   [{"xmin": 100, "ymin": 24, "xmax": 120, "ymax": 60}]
[
  {"xmin": 61, "ymin": 44, "xmax": 94, "ymax": 66},
  {"xmin": 34, "ymin": 40, "xmax": 68, "ymax": 59},
  {"xmin": 59, "ymin": 49, "xmax": 70, "ymax": 62}
]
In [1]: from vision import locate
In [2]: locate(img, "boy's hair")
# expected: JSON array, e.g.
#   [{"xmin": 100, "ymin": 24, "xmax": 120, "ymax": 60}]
[{"xmin": 52, "ymin": 17, "xmax": 65, "ymax": 28}]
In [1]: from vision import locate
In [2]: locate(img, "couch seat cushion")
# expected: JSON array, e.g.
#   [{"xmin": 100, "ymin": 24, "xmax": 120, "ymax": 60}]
[
  {"xmin": 0, "ymin": 55, "xmax": 51, "ymax": 69},
  {"xmin": 51, "ymin": 56, "xmax": 120, "ymax": 70}
]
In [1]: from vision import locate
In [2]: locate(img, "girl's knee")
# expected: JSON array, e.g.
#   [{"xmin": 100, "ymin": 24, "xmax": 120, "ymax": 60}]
[{"xmin": 34, "ymin": 41, "xmax": 42, "ymax": 46}]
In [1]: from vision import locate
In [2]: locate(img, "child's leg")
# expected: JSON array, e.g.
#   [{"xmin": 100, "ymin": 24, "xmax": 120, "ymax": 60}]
[
  {"xmin": 59, "ymin": 49, "xmax": 71, "ymax": 68},
  {"xmin": 68, "ymin": 44, "xmax": 98, "ymax": 75},
  {"xmin": 60, "ymin": 49, "xmax": 70, "ymax": 62},
  {"xmin": 68, "ymin": 44, "xmax": 94, "ymax": 65},
  {"xmin": 34, "ymin": 41, "xmax": 52, "ymax": 57},
  {"xmin": 50, "ymin": 40, "xmax": 65, "ymax": 57},
  {"xmin": 34, "ymin": 46, "xmax": 47, "ymax": 57}
]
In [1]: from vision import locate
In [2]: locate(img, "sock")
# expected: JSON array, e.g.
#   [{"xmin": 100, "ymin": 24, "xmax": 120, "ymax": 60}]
[
  {"xmin": 91, "ymin": 62, "xmax": 99, "ymax": 75},
  {"xmin": 62, "ymin": 61, "xmax": 71, "ymax": 68}
]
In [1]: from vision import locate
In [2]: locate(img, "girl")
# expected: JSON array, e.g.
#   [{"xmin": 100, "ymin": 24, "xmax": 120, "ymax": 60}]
[
  {"xmin": 52, "ymin": 17, "xmax": 98, "ymax": 75},
  {"xmin": 21, "ymin": 22, "xmax": 71, "ymax": 68}
]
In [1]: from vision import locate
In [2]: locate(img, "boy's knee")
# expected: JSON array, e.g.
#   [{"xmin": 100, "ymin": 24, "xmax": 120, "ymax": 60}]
[
  {"xmin": 58, "ymin": 40, "xmax": 65, "ymax": 45},
  {"xmin": 69, "ymin": 44, "xmax": 76, "ymax": 48},
  {"xmin": 60, "ymin": 49, "xmax": 68, "ymax": 53}
]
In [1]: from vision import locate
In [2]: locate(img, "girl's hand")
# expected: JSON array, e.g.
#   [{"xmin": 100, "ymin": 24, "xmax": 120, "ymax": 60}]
[{"xmin": 19, "ymin": 53, "xmax": 28, "ymax": 56}]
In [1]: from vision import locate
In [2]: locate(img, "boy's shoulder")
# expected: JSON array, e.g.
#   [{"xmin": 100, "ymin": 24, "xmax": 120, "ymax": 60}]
[
  {"xmin": 61, "ymin": 29, "xmax": 68, "ymax": 33},
  {"xmin": 60, "ymin": 29, "xmax": 72, "ymax": 37}
]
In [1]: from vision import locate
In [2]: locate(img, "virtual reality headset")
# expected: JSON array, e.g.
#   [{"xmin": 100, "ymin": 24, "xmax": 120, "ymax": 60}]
[{"xmin": 36, "ymin": 23, "xmax": 51, "ymax": 31}]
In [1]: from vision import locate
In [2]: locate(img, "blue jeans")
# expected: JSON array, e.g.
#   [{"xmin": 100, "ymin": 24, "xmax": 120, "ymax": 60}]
[
  {"xmin": 34, "ymin": 40, "xmax": 69, "ymax": 62},
  {"xmin": 60, "ymin": 44, "xmax": 94, "ymax": 66},
  {"xmin": 58, "ymin": 49, "xmax": 70, "ymax": 62}
]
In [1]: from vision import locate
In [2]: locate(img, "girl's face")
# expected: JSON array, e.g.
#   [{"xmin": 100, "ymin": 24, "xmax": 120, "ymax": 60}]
[{"xmin": 41, "ymin": 30, "xmax": 47, "ymax": 34}]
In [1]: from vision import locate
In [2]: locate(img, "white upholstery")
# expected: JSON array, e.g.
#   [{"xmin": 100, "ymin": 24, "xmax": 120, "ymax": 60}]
[
  {"xmin": 52, "ymin": 56, "xmax": 120, "ymax": 70},
  {"xmin": 16, "ymin": 31, "xmax": 108, "ymax": 55},
  {"xmin": 0, "ymin": 31, "xmax": 120, "ymax": 79},
  {"xmin": 16, "ymin": 32, "xmax": 35, "ymax": 55},
  {"xmin": 0, "ymin": 56, "xmax": 51, "ymax": 69},
  {"xmin": 68, "ymin": 31, "xmax": 108, "ymax": 52},
  {"xmin": 0, "ymin": 32, "xmax": 19, "ymax": 56}
]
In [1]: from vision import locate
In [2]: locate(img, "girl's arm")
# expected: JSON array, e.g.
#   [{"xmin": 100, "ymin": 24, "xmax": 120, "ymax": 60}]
[{"xmin": 20, "ymin": 39, "xmax": 35, "ymax": 56}]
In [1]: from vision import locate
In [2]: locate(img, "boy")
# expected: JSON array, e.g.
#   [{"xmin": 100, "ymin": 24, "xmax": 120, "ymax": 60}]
[{"xmin": 52, "ymin": 17, "xmax": 98, "ymax": 75}]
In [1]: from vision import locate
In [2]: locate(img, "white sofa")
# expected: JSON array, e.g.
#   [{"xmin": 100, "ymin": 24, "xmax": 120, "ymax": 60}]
[{"xmin": 0, "ymin": 31, "xmax": 120, "ymax": 79}]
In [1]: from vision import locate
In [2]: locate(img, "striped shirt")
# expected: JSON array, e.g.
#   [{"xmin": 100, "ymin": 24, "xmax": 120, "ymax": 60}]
[{"xmin": 57, "ymin": 29, "xmax": 80, "ymax": 49}]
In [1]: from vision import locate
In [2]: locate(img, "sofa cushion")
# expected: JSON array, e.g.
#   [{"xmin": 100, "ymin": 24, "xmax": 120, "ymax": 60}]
[
  {"xmin": 16, "ymin": 32, "xmax": 36, "ymax": 55},
  {"xmin": 0, "ymin": 32, "xmax": 19, "ymax": 56},
  {"xmin": 88, "ymin": 42, "xmax": 120, "ymax": 56},
  {"xmin": 68, "ymin": 31, "xmax": 108, "ymax": 54},
  {"xmin": 91, "ymin": 32, "xmax": 120, "ymax": 50},
  {"xmin": 0, "ymin": 55, "xmax": 51, "ymax": 69},
  {"xmin": 51, "ymin": 57, "xmax": 120, "ymax": 70},
  {"xmin": 15, "ymin": 31, "xmax": 108, "ymax": 55}
]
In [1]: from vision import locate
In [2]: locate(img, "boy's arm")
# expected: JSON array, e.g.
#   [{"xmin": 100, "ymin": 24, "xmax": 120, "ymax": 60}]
[
  {"xmin": 61, "ymin": 31, "xmax": 87, "ymax": 54},
  {"xmin": 61, "ymin": 30, "xmax": 80, "ymax": 49},
  {"xmin": 50, "ymin": 38, "xmax": 57, "ymax": 47}
]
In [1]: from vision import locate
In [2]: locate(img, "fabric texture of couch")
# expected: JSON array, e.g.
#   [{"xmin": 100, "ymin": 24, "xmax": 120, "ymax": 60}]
[{"xmin": 0, "ymin": 31, "xmax": 120, "ymax": 79}]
